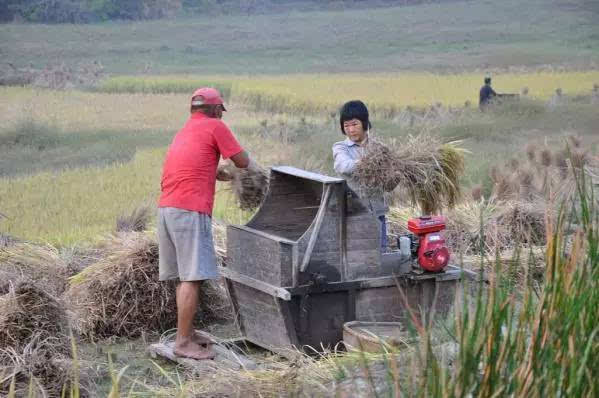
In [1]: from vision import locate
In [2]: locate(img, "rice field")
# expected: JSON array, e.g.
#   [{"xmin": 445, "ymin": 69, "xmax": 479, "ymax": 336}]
[
  {"xmin": 0, "ymin": 147, "xmax": 253, "ymax": 246},
  {"xmin": 2, "ymin": 79, "xmax": 598, "ymax": 246},
  {"xmin": 99, "ymin": 70, "xmax": 599, "ymax": 114}
]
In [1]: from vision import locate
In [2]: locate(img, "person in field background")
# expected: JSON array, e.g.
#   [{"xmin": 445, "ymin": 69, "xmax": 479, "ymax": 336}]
[
  {"xmin": 158, "ymin": 87, "xmax": 251, "ymax": 360},
  {"xmin": 332, "ymin": 100, "xmax": 389, "ymax": 250},
  {"xmin": 479, "ymin": 76, "xmax": 497, "ymax": 110}
]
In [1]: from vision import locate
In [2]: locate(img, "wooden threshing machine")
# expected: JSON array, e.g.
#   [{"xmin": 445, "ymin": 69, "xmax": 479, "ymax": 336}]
[{"xmin": 221, "ymin": 166, "xmax": 470, "ymax": 357}]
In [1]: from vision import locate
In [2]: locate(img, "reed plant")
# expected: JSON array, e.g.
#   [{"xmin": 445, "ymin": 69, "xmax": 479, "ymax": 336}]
[{"xmin": 389, "ymin": 165, "xmax": 597, "ymax": 396}]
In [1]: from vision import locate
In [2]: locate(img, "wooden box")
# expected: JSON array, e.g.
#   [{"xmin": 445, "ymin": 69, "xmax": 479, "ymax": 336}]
[{"xmin": 222, "ymin": 166, "xmax": 471, "ymax": 357}]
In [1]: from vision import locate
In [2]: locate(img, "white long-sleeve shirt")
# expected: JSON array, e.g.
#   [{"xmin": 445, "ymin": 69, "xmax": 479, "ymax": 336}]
[{"xmin": 332, "ymin": 137, "xmax": 388, "ymax": 217}]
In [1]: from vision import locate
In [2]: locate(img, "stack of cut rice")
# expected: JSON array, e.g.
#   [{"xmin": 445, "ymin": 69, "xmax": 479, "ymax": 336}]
[
  {"xmin": 223, "ymin": 163, "xmax": 270, "ymax": 211},
  {"xmin": 354, "ymin": 135, "xmax": 466, "ymax": 214}
]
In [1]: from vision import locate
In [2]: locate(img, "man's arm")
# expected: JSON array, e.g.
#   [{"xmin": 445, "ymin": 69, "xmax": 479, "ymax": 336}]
[
  {"xmin": 333, "ymin": 144, "xmax": 357, "ymax": 175},
  {"xmin": 230, "ymin": 150, "xmax": 250, "ymax": 169}
]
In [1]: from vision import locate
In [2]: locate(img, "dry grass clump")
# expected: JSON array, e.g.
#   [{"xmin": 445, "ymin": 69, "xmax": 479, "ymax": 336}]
[
  {"xmin": 65, "ymin": 231, "xmax": 229, "ymax": 339},
  {"xmin": 0, "ymin": 243, "xmax": 70, "ymax": 297},
  {"xmin": 389, "ymin": 196, "xmax": 547, "ymax": 256},
  {"xmin": 354, "ymin": 135, "xmax": 466, "ymax": 214},
  {"xmin": 65, "ymin": 231, "xmax": 176, "ymax": 339},
  {"xmin": 116, "ymin": 205, "xmax": 152, "ymax": 232},
  {"xmin": 0, "ymin": 282, "xmax": 68, "ymax": 353},
  {"xmin": 490, "ymin": 135, "xmax": 591, "ymax": 202},
  {"xmin": 0, "ymin": 281, "xmax": 72, "ymax": 397},
  {"xmin": 228, "ymin": 164, "xmax": 270, "ymax": 211},
  {"xmin": 158, "ymin": 350, "xmax": 334, "ymax": 398}
]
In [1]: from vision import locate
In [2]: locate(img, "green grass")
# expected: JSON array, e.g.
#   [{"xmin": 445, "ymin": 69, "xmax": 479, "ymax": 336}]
[
  {"xmin": 0, "ymin": 119, "xmax": 170, "ymax": 178},
  {"xmin": 1, "ymin": 0, "xmax": 597, "ymax": 75},
  {"xmin": 95, "ymin": 77, "xmax": 232, "ymax": 96},
  {"xmin": 1, "ymin": 90, "xmax": 597, "ymax": 245},
  {"xmin": 408, "ymin": 167, "xmax": 599, "ymax": 396}
]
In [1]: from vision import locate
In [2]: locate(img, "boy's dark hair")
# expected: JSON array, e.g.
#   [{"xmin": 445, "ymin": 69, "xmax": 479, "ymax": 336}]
[
  {"xmin": 484, "ymin": 77, "xmax": 492, "ymax": 84},
  {"xmin": 339, "ymin": 100, "xmax": 371, "ymax": 135}
]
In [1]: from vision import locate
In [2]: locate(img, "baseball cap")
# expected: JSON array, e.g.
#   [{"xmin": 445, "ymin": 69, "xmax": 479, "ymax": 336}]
[{"xmin": 191, "ymin": 87, "xmax": 227, "ymax": 111}]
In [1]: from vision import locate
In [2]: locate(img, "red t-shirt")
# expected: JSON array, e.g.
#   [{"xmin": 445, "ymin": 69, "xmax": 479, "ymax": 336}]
[{"xmin": 158, "ymin": 113, "xmax": 243, "ymax": 215}]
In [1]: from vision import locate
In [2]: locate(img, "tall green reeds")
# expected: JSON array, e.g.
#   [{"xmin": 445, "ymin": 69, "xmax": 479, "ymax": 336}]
[{"xmin": 402, "ymin": 164, "xmax": 598, "ymax": 397}]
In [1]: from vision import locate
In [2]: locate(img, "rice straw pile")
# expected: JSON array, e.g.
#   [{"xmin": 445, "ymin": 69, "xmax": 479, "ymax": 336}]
[
  {"xmin": 0, "ymin": 243, "xmax": 70, "ymax": 297},
  {"xmin": 491, "ymin": 135, "xmax": 592, "ymax": 203},
  {"xmin": 64, "ymin": 231, "xmax": 176, "ymax": 339},
  {"xmin": 354, "ymin": 135, "xmax": 466, "ymax": 214},
  {"xmin": 65, "ymin": 231, "xmax": 229, "ymax": 339},
  {"xmin": 228, "ymin": 164, "xmax": 269, "ymax": 211},
  {"xmin": 115, "ymin": 205, "xmax": 152, "ymax": 232},
  {"xmin": 388, "ymin": 197, "xmax": 547, "ymax": 256},
  {"xmin": 0, "ymin": 281, "xmax": 72, "ymax": 397}
]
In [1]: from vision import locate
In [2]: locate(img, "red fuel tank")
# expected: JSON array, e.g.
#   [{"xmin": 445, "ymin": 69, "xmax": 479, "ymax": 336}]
[{"xmin": 407, "ymin": 215, "xmax": 446, "ymax": 235}]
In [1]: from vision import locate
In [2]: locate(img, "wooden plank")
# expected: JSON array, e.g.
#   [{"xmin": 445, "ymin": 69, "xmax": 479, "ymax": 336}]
[
  {"xmin": 339, "ymin": 187, "xmax": 348, "ymax": 282},
  {"xmin": 229, "ymin": 225, "xmax": 296, "ymax": 244},
  {"xmin": 224, "ymin": 278, "xmax": 244, "ymax": 336},
  {"xmin": 346, "ymin": 248, "xmax": 381, "ymax": 267},
  {"xmin": 300, "ymin": 185, "xmax": 332, "ymax": 272},
  {"xmin": 277, "ymin": 299, "xmax": 300, "ymax": 348},
  {"xmin": 271, "ymin": 166, "xmax": 345, "ymax": 184},
  {"xmin": 358, "ymin": 276, "xmax": 403, "ymax": 289},
  {"xmin": 292, "ymin": 244, "xmax": 299, "ymax": 287},
  {"xmin": 220, "ymin": 267, "xmax": 291, "ymax": 301},
  {"xmin": 243, "ymin": 336, "xmax": 304, "ymax": 360},
  {"xmin": 148, "ymin": 339, "xmax": 257, "ymax": 371},
  {"xmin": 404, "ymin": 266, "xmax": 476, "ymax": 281},
  {"xmin": 344, "ymin": 238, "xmax": 380, "ymax": 251}
]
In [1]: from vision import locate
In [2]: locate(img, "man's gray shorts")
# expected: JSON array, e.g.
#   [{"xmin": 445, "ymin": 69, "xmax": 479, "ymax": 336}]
[{"xmin": 158, "ymin": 207, "xmax": 219, "ymax": 281}]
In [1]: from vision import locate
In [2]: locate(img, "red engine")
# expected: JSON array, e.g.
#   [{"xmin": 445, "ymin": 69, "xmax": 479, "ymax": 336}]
[{"xmin": 407, "ymin": 216, "xmax": 450, "ymax": 272}]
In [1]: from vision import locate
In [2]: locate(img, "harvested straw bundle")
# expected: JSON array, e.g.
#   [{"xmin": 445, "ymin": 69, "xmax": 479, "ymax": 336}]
[
  {"xmin": 388, "ymin": 197, "xmax": 547, "ymax": 256},
  {"xmin": 354, "ymin": 135, "xmax": 466, "ymax": 214},
  {"xmin": 0, "ymin": 281, "xmax": 68, "ymax": 353},
  {"xmin": 0, "ymin": 281, "xmax": 72, "ymax": 397},
  {"xmin": 65, "ymin": 231, "xmax": 176, "ymax": 339},
  {"xmin": 65, "ymin": 231, "xmax": 229, "ymax": 339},
  {"xmin": 116, "ymin": 205, "xmax": 152, "ymax": 232},
  {"xmin": 0, "ymin": 243, "xmax": 70, "ymax": 297},
  {"xmin": 0, "ymin": 342, "xmax": 75, "ymax": 398},
  {"xmin": 227, "ymin": 163, "xmax": 269, "ymax": 211}
]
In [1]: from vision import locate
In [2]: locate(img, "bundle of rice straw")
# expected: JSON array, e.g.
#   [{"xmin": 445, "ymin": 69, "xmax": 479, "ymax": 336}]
[
  {"xmin": 226, "ymin": 163, "xmax": 269, "ymax": 211},
  {"xmin": 64, "ymin": 231, "xmax": 175, "ymax": 339},
  {"xmin": 0, "ymin": 243, "xmax": 70, "ymax": 297},
  {"xmin": 388, "ymin": 198, "xmax": 547, "ymax": 255},
  {"xmin": 65, "ymin": 231, "xmax": 229, "ymax": 339},
  {"xmin": 0, "ymin": 281, "xmax": 68, "ymax": 353},
  {"xmin": 0, "ymin": 281, "xmax": 72, "ymax": 397},
  {"xmin": 115, "ymin": 205, "xmax": 152, "ymax": 232},
  {"xmin": 354, "ymin": 135, "xmax": 466, "ymax": 214}
]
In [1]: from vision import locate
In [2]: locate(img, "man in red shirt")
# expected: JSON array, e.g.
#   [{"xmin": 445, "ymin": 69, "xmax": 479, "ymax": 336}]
[{"xmin": 158, "ymin": 87, "xmax": 249, "ymax": 360}]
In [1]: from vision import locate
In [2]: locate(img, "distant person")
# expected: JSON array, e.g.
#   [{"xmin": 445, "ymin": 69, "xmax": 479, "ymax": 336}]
[
  {"xmin": 332, "ymin": 100, "xmax": 388, "ymax": 250},
  {"xmin": 479, "ymin": 77, "xmax": 497, "ymax": 110},
  {"xmin": 158, "ymin": 87, "xmax": 252, "ymax": 360},
  {"xmin": 548, "ymin": 88, "xmax": 563, "ymax": 109}
]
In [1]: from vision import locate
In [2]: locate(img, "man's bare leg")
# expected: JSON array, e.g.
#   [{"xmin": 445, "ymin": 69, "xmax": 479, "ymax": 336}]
[
  {"xmin": 175, "ymin": 283, "xmax": 214, "ymax": 346},
  {"xmin": 174, "ymin": 281, "xmax": 215, "ymax": 360}
]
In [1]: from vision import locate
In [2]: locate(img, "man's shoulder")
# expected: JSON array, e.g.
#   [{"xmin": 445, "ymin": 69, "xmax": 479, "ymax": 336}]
[{"xmin": 188, "ymin": 117, "xmax": 231, "ymax": 134}]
